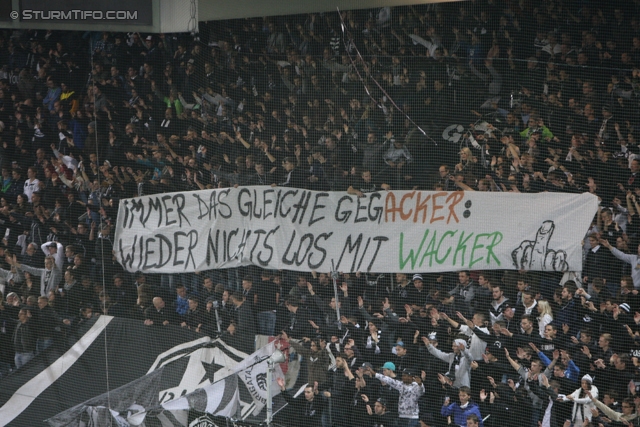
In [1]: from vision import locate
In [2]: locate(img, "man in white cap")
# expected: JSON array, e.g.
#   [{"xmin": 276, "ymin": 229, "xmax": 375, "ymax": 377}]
[{"xmin": 422, "ymin": 335, "xmax": 472, "ymax": 388}]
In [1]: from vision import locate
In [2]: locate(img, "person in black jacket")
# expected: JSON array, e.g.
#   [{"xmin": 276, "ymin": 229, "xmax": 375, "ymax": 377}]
[
  {"xmin": 363, "ymin": 397, "xmax": 396, "ymax": 427},
  {"xmin": 13, "ymin": 308, "xmax": 36, "ymax": 369},
  {"xmin": 35, "ymin": 296, "xmax": 61, "ymax": 354},
  {"xmin": 324, "ymin": 354, "xmax": 357, "ymax": 426},
  {"xmin": 221, "ymin": 291, "xmax": 256, "ymax": 354},
  {"xmin": 181, "ymin": 295, "xmax": 205, "ymax": 332},
  {"xmin": 277, "ymin": 376, "xmax": 326, "ymax": 427},
  {"xmin": 276, "ymin": 156, "xmax": 309, "ymax": 189},
  {"xmin": 144, "ymin": 296, "xmax": 175, "ymax": 326},
  {"xmin": 283, "ymin": 296, "xmax": 313, "ymax": 340}
]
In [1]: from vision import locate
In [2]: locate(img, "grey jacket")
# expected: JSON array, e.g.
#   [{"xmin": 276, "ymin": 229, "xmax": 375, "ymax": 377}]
[
  {"xmin": 427, "ymin": 343, "xmax": 473, "ymax": 388},
  {"xmin": 20, "ymin": 264, "xmax": 62, "ymax": 297}
]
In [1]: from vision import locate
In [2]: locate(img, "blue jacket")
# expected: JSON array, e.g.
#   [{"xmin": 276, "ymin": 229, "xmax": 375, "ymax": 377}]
[
  {"xmin": 441, "ymin": 401, "xmax": 484, "ymax": 427},
  {"xmin": 537, "ymin": 350, "xmax": 580, "ymax": 382}
]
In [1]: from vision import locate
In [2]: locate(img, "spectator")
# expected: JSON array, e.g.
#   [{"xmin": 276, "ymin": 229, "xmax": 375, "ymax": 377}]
[
  {"xmin": 283, "ymin": 296, "xmax": 313, "ymax": 340},
  {"xmin": 282, "ymin": 331, "xmax": 331, "ymax": 389},
  {"xmin": 561, "ymin": 375, "xmax": 598, "ymax": 426},
  {"xmin": 12, "ymin": 255, "xmax": 61, "ymax": 297},
  {"xmin": 441, "ymin": 386, "xmax": 484, "ymax": 427},
  {"xmin": 174, "ymin": 284, "xmax": 189, "ymax": 320},
  {"xmin": 363, "ymin": 397, "xmax": 396, "ymax": 427},
  {"xmin": 222, "ymin": 291, "xmax": 255, "ymax": 354},
  {"xmin": 365, "ymin": 365, "xmax": 425, "ymax": 427},
  {"xmin": 277, "ymin": 377, "xmax": 325, "ymax": 427},
  {"xmin": 43, "ymin": 77, "xmax": 61, "ymax": 113},
  {"xmin": 34, "ymin": 295, "xmax": 59, "ymax": 354},
  {"xmin": 144, "ymin": 297, "xmax": 173, "ymax": 326},
  {"xmin": 180, "ymin": 295, "xmax": 205, "ymax": 332},
  {"xmin": 13, "ymin": 308, "xmax": 36, "ymax": 369},
  {"xmin": 254, "ymin": 270, "xmax": 279, "ymax": 336},
  {"xmin": 424, "ymin": 336, "xmax": 473, "ymax": 388}
]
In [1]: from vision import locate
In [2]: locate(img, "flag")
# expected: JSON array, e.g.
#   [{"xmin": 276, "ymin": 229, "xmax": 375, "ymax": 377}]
[
  {"xmin": 147, "ymin": 375, "xmax": 240, "ymax": 427},
  {"xmin": 0, "ymin": 316, "xmax": 226, "ymax": 427},
  {"xmin": 234, "ymin": 340, "xmax": 286, "ymax": 418},
  {"xmin": 2, "ymin": 315, "xmax": 297, "ymax": 427},
  {"xmin": 46, "ymin": 368, "xmax": 164, "ymax": 427}
]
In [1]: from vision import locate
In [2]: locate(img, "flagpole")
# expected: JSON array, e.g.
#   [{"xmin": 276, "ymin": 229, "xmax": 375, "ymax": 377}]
[
  {"xmin": 331, "ymin": 261, "xmax": 341, "ymax": 331},
  {"xmin": 265, "ymin": 349, "xmax": 285, "ymax": 426},
  {"xmin": 266, "ymin": 357, "xmax": 274, "ymax": 426},
  {"xmin": 212, "ymin": 300, "xmax": 222, "ymax": 334}
]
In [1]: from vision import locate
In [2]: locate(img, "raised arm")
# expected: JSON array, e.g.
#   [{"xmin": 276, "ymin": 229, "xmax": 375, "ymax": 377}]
[{"xmin": 504, "ymin": 348, "xmax": 522, "ymax": 372}]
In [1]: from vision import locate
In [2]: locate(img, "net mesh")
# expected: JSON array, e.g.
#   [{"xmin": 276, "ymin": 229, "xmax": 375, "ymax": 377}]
[{"xmin": 2, "ymin": 1, "xmax": 640, "ymax": 427}]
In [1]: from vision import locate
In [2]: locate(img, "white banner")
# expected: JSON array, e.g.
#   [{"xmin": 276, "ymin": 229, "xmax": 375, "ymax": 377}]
[{"xmin": 114, "ymin": 187, "xmax": 598, "ymax": 274}]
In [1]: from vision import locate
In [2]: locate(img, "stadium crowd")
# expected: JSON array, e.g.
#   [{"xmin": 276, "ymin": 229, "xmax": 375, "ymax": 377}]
[{"xmin": 4, "ymin": 0, "xmax": 640, "ymax": 426}]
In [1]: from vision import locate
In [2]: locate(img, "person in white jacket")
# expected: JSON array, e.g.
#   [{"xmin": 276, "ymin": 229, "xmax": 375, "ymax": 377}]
[
  {"xmin": 562, "ymin": 374, "xmax": 598, "ymax": 426},
  {"xmin": 41, "ymin": 241, "xmax": 64, "ymax": 271},
  {"xmin": 439, "ymin": 311, "xmax": 489, "ymax": 360}
]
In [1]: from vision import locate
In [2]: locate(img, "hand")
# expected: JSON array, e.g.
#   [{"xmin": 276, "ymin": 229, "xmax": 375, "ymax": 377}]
[
  {"xmin": 276, "ymin": 377, "xmax": 286, "ymax": 390},
  {"xmin": 487, "ymin": 377, "xmax": 497, "ymax": 388},
  {"xmin": 404, "ymin": 304, "xmax": 414, "ymax": 316},
  {"xmin": 480, "ymin": 389, "xmax": 488, "ymax": 402},
  {"xmin": 512, "ymin": 220, "xmax": 568, "ymax": 271},
  {"xmin": 540, "ymin": 373, "xmax": 549, "ymax": 387},
  {"xmin": 599, "ymin": 238, "xmax": 612, "ymax": 249}
]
